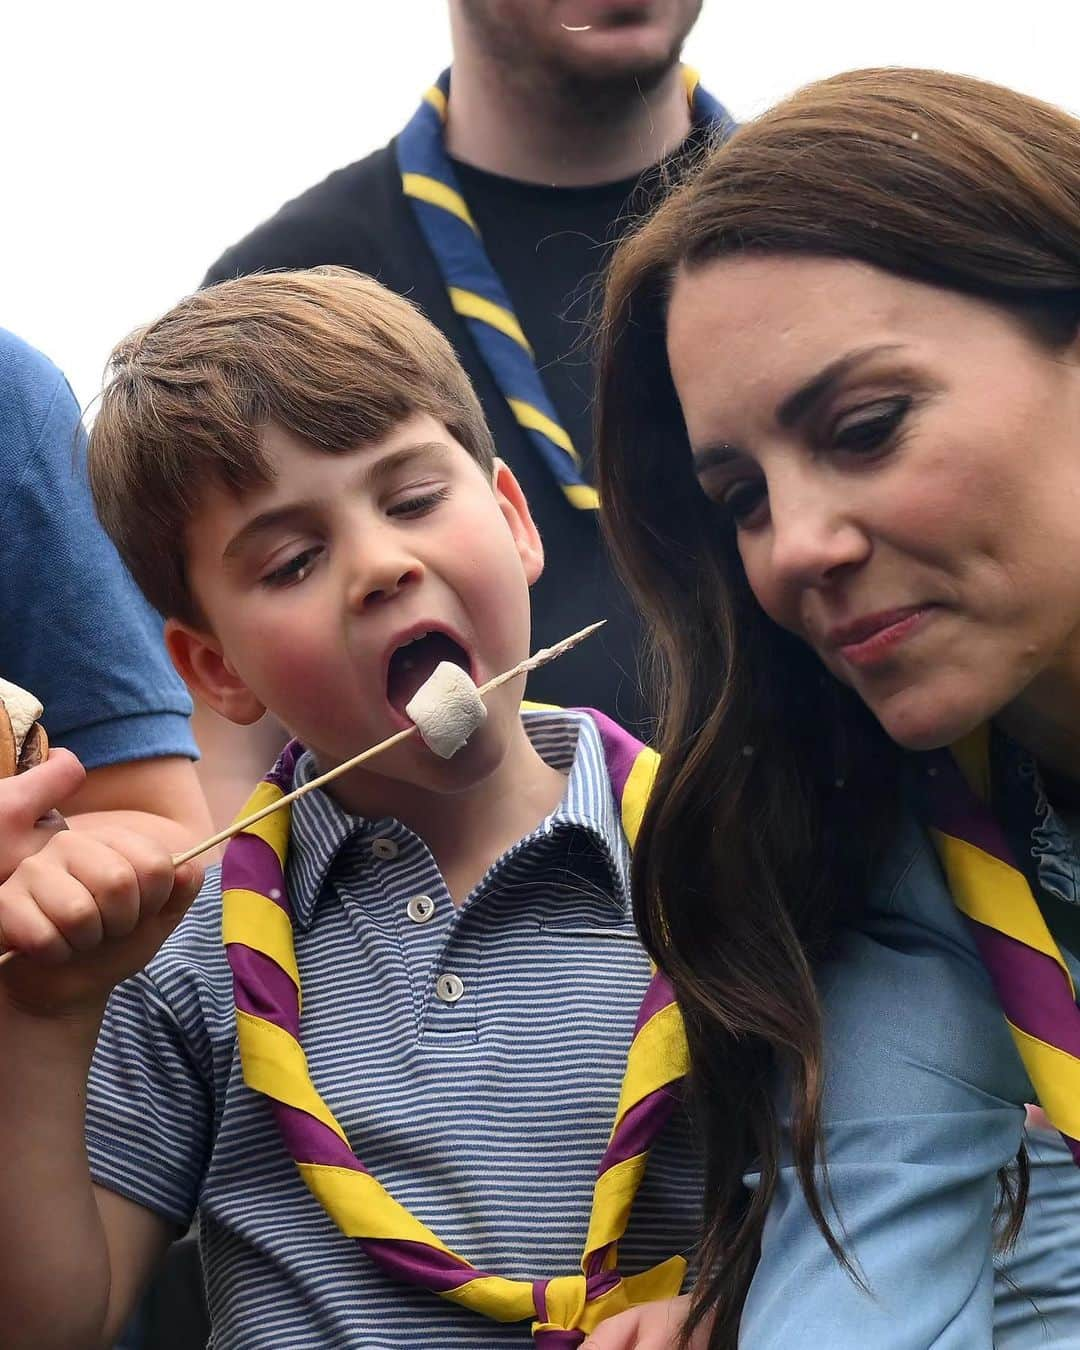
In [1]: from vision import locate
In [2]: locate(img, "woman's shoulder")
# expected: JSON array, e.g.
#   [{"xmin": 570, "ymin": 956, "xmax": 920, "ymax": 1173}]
[
  {"xmin": 864, "ymin": 808, "xmax": 976, "ymax": 946},
  {"xmin": 816, "ymin": 808, "xmax": 1030, "ymax": 1110}
]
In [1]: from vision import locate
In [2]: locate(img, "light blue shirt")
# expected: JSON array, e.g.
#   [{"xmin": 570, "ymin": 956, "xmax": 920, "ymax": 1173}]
[
  {"xmin": 740, "ymin": 789, "xmax": 1080, "ymax": 1348},
  {"xmin": 86, "ymin": 710, "xmax": 702, "ymax": 1349}
]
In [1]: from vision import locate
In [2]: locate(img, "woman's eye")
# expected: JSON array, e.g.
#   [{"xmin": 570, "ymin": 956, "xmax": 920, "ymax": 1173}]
[
  {"xmin": 261, "ymin": 546, "xmax": 323, "ymax": 588},
  {"xmin": 833, "ymin": 397, "xmax": 911, "ymax": 454},
  {"xmin": 389, "ymin": 486, "xmax": 451, "ymax": 518},
  {"xmin": 720, "ymin": 479, "xmax": 767, "ymax": 525}
]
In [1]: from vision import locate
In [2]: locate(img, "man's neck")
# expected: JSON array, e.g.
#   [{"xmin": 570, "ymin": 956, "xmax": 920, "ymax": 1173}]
[{"xmin": 444, "ymin": 56, "xmax": 691, "ymax": 187}]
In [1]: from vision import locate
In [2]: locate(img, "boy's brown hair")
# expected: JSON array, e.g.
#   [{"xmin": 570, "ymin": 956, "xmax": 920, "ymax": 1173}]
[{"xmin": 88, "ymin": 266, "xmax": 496, "ymax": 626}]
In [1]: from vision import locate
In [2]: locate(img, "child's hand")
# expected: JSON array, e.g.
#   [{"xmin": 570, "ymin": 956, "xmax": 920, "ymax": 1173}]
[
  {"xmin": 0, "ymin": 748, "xmax": 86, "ymax": 883},
  {"xmin": 582, "ymin": 1295, "xmax": 712, "ymax": 1350},
  {"xmin": 0, "ymin": 824, "xmax": 203, "ymax": 1017}
]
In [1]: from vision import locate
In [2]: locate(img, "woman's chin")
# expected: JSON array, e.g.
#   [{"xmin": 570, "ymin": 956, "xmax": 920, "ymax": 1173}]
[{"xmin": 871, "ymin": 688, "xmax": 987, "ymax": 754}]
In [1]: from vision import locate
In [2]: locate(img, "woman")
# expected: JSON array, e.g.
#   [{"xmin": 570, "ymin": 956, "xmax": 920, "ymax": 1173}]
[{"xmin": 584, "ymin": 70, "xmax": 1080, "ymax": 1348}]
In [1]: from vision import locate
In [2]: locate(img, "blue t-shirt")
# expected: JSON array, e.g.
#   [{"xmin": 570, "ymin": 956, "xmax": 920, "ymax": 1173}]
[{"xmin": 0, "ymin": 329, "xmax": 195, "ymax": 766}]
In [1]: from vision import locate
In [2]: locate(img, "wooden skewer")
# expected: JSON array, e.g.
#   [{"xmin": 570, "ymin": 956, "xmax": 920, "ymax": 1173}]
[{"xmin": 0, "ymin": 621, "xmax": 605, "ymax": 970}]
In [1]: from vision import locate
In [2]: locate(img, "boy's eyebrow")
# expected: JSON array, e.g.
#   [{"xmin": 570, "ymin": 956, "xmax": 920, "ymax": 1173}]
[
  {"xmin": 222, "ymin": 441, "xmax": 453, "ymax": 563},
  {"xmin": 368, "ymin": 441, "xmax": 453, "ymax": 486},
  {"xmin": 223, "ymin": 504, "xmax": 317, "ymax": 563}
]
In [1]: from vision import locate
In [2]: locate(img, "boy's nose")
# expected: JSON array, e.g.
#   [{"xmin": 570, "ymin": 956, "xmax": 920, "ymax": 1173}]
[{"xmin": 346, "ymin": 545, "xmax": 425, "ymax": 611}]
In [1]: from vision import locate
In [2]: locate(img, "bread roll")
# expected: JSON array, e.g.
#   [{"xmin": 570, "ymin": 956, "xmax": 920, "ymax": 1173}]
[{"xmin": 0, "ymin": 677, "xmax": 49, "ymax": 776}]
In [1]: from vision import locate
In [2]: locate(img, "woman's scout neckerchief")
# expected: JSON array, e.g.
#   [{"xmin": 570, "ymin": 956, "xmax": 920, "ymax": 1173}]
[
  {"xmin": 921, "ymin": 727, "xmax": 1080, "ymax": 1162},
  {"xmin": 395, "ymin": 67, "xmax": 734, "ymax": 511},
  {"xmin": 221, "ymin": 710, "xmax": 690, "ymax": 1347}
]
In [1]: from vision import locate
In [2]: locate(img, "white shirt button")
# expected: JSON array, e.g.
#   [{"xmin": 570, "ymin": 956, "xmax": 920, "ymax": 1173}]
[
  {"xmin": 435, "ymin": 973, "xmax": 465, "ymax": 1004},
  {"xmin": 406, "ymin": 895, "xmax": 436, "ymax": 924},
  {"xmin": 370, "ymin": 836, "xmax": 399, "ymax": 861}
]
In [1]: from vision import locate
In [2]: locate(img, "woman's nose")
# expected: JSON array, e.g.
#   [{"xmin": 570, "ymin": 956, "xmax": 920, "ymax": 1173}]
[{"xmin": 766, "ymin": 483, "xmax": 870, "ymax": 591}]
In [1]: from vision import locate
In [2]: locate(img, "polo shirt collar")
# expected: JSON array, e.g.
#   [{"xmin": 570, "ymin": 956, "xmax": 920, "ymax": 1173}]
[{"xmin": 282, "ymin": 708, "xmax": 630, "ymax": 930}]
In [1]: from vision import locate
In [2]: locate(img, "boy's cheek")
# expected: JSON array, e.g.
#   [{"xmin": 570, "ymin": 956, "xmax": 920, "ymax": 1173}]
[{"xmin": 253, "ymin": 648, "xmax": 381, "ymax": 748}]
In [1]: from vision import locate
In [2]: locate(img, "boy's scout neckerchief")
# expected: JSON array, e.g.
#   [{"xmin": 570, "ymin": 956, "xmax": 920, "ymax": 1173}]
[
  {"xmin": 395, "ymin": 67, "xmax": 734, "ymax": 511},
  {"xmin": 221, "ymin": 710, "xmax": 690, "ymax": 1346},
  {"xmin": 921, "ymin": 728, "xmax": 1080, "ymax": 1163}
]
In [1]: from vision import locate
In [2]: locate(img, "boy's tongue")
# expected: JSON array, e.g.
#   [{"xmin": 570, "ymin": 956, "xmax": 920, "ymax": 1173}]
[{"xmin": 387, "ymin": 632, "xmax": 470, "ymax": 714}]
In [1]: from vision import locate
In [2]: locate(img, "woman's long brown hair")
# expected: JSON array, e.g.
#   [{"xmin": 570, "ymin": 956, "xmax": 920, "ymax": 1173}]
[{"xmin": 595, "ymin": 68, "xmax": 1080, "ymax": 1347}]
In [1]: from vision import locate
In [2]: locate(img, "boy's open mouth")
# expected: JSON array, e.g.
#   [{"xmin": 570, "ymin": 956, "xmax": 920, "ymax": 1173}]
[{"xmin": 386, "ymin": 630, "xmax": 472, "ymax": 715}]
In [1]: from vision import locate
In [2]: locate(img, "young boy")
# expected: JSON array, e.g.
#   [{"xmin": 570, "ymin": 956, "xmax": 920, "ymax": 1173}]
[{"xmin": 0, "ymin": 269, "xmax": 701, "ymax": 1349}]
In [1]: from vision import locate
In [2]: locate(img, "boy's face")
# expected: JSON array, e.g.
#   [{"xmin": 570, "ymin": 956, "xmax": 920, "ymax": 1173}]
[{"xmin": 169, "ymin": 413, "xmax": 544, "ymax": 809}]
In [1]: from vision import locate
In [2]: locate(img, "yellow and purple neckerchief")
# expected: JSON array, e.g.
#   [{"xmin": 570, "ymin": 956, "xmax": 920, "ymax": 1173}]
[
  {"xmin": 922, "ymin": 728, "xmax": 1080, "ymax": 1162},
  {"xmin": 221, "ymin": 710, "xmax": 689, "ymax": 1346},
  {"xmin": 395, "ymin": 67, "xmax": 734, "ymax": 512}
]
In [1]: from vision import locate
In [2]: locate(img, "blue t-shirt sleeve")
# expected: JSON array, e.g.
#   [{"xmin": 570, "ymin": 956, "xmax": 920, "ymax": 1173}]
[
  {"xmin": 0, "ymin": 329, "xmax": 196, "ymax": 769},
  {"xmin": 738, "ymin": 823, "xmax": 1056, "ymax": 1349}
]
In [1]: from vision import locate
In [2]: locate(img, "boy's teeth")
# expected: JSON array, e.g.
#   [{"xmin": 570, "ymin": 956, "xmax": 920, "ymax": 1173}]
[{"xmin": 394, "ymin": 633, "xmax": 434, "ymax": 675}]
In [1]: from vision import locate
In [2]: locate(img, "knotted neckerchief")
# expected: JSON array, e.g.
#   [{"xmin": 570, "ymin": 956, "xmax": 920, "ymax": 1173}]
[
  {"xmin": 221, "ymin": 709, "xmax": 690, "ymax": 1345},
  {"xmin": 395, "ymin": 67, "xmax": 734, "ymax": 511},
  {"xmin": 921, "ymin": 727, "xmax": 1080, "ymax": 1162}
]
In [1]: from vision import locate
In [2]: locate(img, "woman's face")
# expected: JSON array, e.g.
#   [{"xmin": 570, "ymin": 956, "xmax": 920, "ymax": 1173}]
[{"xmin": 666, "ymin": 255, "xmax": 1080, "ymax": 750}]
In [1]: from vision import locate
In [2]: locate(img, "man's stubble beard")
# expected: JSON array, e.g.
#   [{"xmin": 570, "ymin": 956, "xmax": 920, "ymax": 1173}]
[
  {"xmin": 457, "ymin": 1, "xmax": 700, "ymax": 118},
  {"xmin": 547, "ymin": 56, "xmax": 679, "ymax": 119}
]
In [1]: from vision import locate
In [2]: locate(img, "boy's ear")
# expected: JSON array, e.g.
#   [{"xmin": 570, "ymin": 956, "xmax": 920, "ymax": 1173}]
[
  {"xmin": 165, "ymin": 620, "xmax": 267, "ymax": 726},
  {"xmin": 492, "ymin": 459, "xmax": 544, "ymax": 584}
]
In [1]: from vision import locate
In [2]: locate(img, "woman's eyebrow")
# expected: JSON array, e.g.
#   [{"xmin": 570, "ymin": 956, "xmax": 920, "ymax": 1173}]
[
  {"xmin": 692, "ymin": 344, "xmax": 908, "ymax": 472},
  {"xmin": 692, "ymin": 443, "xmax": 740, "ymax": 474},
  {"xmin": 776, "ymin": 343, "xmax": 905, "ymax": 428}
]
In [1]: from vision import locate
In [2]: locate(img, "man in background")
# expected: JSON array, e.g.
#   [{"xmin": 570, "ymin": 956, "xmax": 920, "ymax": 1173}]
[{"xmin": 201, "ymin": 0, "xmax": 733, "ymax": 822}]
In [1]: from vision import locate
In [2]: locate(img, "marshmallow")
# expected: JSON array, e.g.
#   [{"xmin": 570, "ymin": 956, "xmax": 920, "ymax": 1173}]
[{"xmin": 405, "ymin": 661, "xmax": 488, "ymax": 759}]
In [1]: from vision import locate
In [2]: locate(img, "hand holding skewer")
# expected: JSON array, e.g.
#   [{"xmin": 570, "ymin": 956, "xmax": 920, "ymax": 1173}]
[{"xmin": 0, "ymin": 621, "xmax": 604, "ymax": 969}]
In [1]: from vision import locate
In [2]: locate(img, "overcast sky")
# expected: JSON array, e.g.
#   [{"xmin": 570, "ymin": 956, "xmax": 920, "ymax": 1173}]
[{"xmin": 4, "ymin": 0, "xmax": 1078, "ymax": 408}]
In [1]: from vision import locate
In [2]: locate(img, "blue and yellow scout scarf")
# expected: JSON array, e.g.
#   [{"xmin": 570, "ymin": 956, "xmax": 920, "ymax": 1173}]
[
  {"xmin": 395, "ymin": 68, "xmax": 734, "ymax": 510},
  {"xmin": 921, "ymin": 729, "xmax": 1080, "ymax": 1163},
  {"xmin": 221, "ymin": 710, "xmax": 690, "ymax": 1346}
]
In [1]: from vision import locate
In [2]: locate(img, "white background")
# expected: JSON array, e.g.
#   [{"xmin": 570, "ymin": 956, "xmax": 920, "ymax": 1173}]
[{"xmin": 3, "ymin": 1, "xmax": 1078, "ymax": 409}]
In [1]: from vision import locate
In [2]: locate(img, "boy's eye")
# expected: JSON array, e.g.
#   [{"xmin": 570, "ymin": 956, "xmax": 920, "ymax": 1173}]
[
  {"xmin": 388, "ymin": 486, "xmax": 451, "ymax": 518},
  {"xmin": 832, "ymin": 396, "xmax": 911, "ymax": 454},
  {"xmin": 261, "ymin": 546, "xmax": 323, "ymax": 587}
]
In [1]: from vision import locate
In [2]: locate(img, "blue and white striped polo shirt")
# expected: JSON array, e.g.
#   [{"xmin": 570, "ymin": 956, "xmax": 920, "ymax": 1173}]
[{"xmin": 86, "ymin": 709, "xmax": 703, "ymax": 1348}]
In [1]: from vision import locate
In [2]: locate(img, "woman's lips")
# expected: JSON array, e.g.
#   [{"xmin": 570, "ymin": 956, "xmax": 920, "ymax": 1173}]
[{"xmin": 828, "ymin": 605, "xmax": 935, "ymax": 669}]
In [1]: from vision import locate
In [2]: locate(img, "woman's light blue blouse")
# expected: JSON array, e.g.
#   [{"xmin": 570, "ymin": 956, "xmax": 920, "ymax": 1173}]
[{"xmin": 740, "ymin": 794, "xmax": 1080, "ymax": 1348}]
